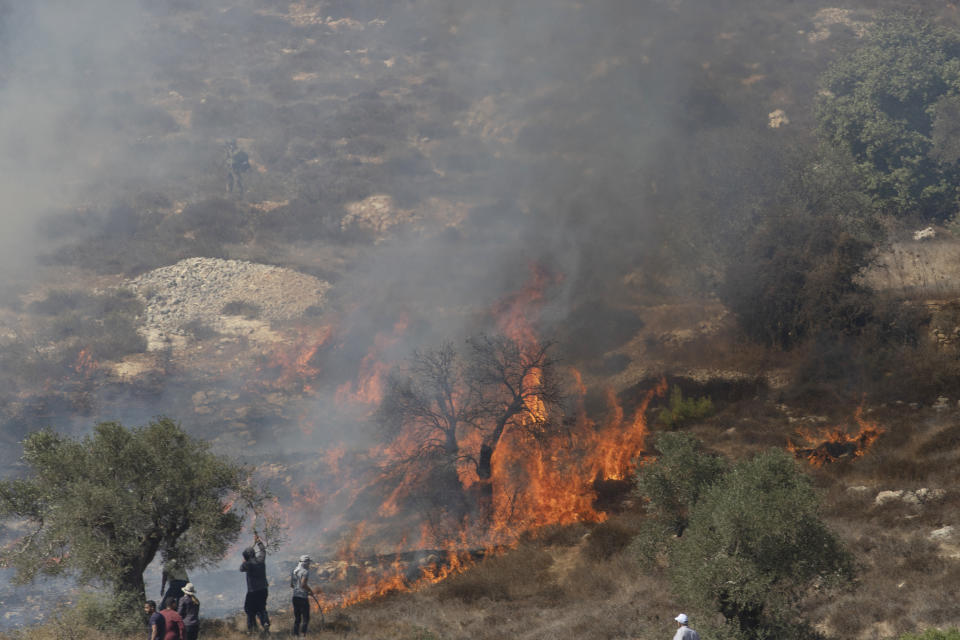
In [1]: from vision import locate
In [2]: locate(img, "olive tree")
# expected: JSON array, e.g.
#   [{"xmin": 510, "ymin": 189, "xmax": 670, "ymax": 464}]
[
  {"xmin": 0, "ymin": 418, "xmax": 277, "ymax": 605},
  {"xmin": 669, "ymin": 449, "xmax": 854, "ymax": 640},
  {"xmin": 467, "ymin": 334, "xmax": 564, "ymax": 514},
  {"xmin": 634, "ymin": 432, "xmax": 727, "ymax": 537},
  {"xmin": 377, "ymin": 334, "xmax": 563, "ymax": 521},
  {"xmin": 377, "ymin": 342, "xmax": 482, "ymax": 518}
]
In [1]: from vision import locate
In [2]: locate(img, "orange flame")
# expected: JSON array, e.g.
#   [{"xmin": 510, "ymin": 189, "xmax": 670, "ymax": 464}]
[
  {"xmin": 787, "ymin": 406, "xmax": 884, "ymax": 467},
  {"xmin": 259, "ymin": 326, "xmax": 332, "ymax": 390},
  {"xmin": 335, "ymin": 317, "xmax": 409, "ymax": 407},
  {"xmin": 74, "ymin": 349, "xmax": 99, "ymax": 376},
  {"xmin": 286, "ymin": 268, "xmax": 673, "ymax": 613}
]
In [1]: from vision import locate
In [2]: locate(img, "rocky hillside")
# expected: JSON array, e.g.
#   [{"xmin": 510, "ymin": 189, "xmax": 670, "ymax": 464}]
[{"xmin": 2, "ymin": 1, "xmax": 960, "ymax": 639}]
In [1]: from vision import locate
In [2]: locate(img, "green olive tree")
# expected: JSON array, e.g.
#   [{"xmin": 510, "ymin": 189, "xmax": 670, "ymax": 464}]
[
  {"xmin": 669, "ymin": 449, "xmax": 854, "ymax": 640},
  {"xmin": 0, "ymin": 418, "xmax": 278, "ymax": 605},
  {"xmin": 634, "ymin": 432, "xmax": 727, "ymax": 537}
]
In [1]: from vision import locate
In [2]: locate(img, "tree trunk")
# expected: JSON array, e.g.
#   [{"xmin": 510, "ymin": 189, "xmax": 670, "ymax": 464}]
[
  {"xmin": 117, "ymin": 536, "xmax": 161, "ymax": 604},
  {"xmin": 476, "ymin": 410, "xmax": 516, "ymax": 521},
  {"xmin": 476, "ymin": 442, "xmax": 495, "ymax": 516},
  {"xmin": 118, "ymin": 564, "xmax": 148, "ymax": 604},
  {"xmin": 437, "ymin": 465, "xmax": 469, "ymax": 518}
]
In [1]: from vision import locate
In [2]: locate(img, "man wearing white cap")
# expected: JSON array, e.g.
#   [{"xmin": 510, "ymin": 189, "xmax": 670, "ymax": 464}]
[
  {"xmin": 673, "ymin": 613, "xmax": 700, "ymax": 640},
  {"xmin": 291, "ymin": 554, "xmax": 315, "ymax": 636}
]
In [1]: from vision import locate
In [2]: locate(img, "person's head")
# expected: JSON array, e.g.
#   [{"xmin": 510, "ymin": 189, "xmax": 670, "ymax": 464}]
[
  {"xmin": 242, "ymin": 546, "xmax": 255, "ymax": 560},
  {"xmin": 299, "ymin": 554, "xmax": 311, "ymax": 566},
  {"xmin": 165, "ymin": 597, "xmax": 178, "ymax": 610},
  {"xmin": 144, "ymin": 600, "xmax": 157, "ymax": 615},
  {"xmin": 675, "ymin": 613, "xmax": 689, "ymax": 627},
  {"xmin": 181, "ymin": 583, "xmax": 196, "ymax": 597}
]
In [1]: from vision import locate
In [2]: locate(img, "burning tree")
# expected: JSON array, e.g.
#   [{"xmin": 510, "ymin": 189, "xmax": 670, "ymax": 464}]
[
  {"xmin": 0, "ymin": 418, "xmax": 277, "ymax": 610},
  {"xmin": 377, "ymin": 342, "xmax": 482, "ymax": 519},
  {"xmin": 466, "ymin": 334, "xmax": 564, "ymax": 517},
  {"xmin": 377, "ymin": 334, "xmax": 564, "ymax": 524}
]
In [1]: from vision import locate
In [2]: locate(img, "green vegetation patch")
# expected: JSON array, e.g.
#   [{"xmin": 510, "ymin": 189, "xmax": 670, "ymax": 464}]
[
  {"xmin": 657, "ymin": 387, "xmax": 715, "ymax": 429},
  {"xmin": 817, "ymin": 12, "xmax": 960, "ymax": 221}
]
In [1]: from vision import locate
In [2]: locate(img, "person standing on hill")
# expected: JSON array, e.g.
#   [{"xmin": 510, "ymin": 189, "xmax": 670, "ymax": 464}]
[
  {"xmin": 160, "ymin": 597, "xmax": 186, "ymax": 640},
  {"xmin": 177, "ymin": 582, "xmax": 200, "ymax": 640},
  {"xmin": 225, "ymin": 139, "xmax": 251, "ymax": 196},
  {"xmin": 672, "ymin": 613, "xmax": 700, "ymax": 640},
  {"xmin": 240, "ymin": 531, "xmax": 270, "ymax": 633},
  {"xmin": 291, "ymin": 554, "xmax": 315, "ymax": 636}
]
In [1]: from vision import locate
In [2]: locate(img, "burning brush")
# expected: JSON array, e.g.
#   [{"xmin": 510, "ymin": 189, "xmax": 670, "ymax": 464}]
[{"xmin": 787, "ymin": 407, "xmax": 884, "ymax": 467}]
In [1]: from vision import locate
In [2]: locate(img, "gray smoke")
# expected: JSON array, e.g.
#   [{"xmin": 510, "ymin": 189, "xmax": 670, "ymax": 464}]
[{"xmin": 0, "ymin": 0, "xmax": 836, "ymax": 626}]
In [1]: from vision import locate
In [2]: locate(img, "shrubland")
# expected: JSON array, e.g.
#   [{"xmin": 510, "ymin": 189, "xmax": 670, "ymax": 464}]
[{"xmin": 6, "ymin": 3, "xmax": 960, "ymax": 640}]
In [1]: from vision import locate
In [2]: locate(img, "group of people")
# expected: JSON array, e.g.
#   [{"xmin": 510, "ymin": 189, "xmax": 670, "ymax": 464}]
[
  {"xmin": 148, "ymin": 532, "xmax": 317, "ymax": 638},
  {"xmin": 147, "ymin": 537, "xmax": 702, "ymax": 639},
  {"xmin": 143, "ymin": 582, "xmax": 199, "ymax": 640}
]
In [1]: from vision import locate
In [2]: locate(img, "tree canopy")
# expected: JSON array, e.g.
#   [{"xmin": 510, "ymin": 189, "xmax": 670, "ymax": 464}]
[
  {"xmin": 817, "ymin": 13, "xmax": 960, "ymax": 220},
  {"xmin": 634, "ymin": 432, "xmax": 727, "ymax": 537},
  {"xmin": 377, "ymin": 334, "xmax": 564, "ymax": 520},
  {"xmin": 0, "ymin": 418, "xmax": 275, "ymax": 604},
  {"xmin": 668, "ymin": 449, "xmax": 854, "ymax": 640}
]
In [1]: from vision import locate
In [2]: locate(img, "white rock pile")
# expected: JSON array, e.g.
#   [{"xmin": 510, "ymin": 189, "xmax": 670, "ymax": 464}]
[{"xmin": 127, "ymin": 257, "xmax": 330, "ymax": 346}]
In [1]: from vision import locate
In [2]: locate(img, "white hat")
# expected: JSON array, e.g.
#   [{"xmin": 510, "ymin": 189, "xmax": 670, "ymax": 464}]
[
  {"xmin": 181, "ymin": 583, "xmax": 196, "ymax": 596},
  {"xmin": 299, "ymin": 554, "xmax": 311, "ymax": 563},
  {"xmin": 675, "ymin": 614, "xmax": 689, "ymax": 624}
]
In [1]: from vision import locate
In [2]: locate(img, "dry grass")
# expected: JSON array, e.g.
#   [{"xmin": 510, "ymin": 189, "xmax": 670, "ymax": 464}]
[
  {"xmin": 0, "ymin": 522, "xmax": 688, "ymax": 640},
  {"xmin": 8, "ymin": 404, "xmax": 960, "ymax": 640}
]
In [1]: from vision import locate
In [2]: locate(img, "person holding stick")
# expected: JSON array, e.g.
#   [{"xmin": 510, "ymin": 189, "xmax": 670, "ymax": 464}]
[
  {"xmin": 290, "ymin": 554, "xmax": 319, "ymax": 636},
  {"xmin": 240, "ymin": 531, "xmax": 270, "ymax": 633}
]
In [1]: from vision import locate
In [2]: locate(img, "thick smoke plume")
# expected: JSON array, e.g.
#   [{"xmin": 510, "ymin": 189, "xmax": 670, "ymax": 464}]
[{"xmin": 0, "ymin": 0, "xmax": 831, "ymax": 625}]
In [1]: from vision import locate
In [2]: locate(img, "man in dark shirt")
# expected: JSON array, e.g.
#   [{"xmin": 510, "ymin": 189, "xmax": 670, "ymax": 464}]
[
  {"xmin": 240, "ymin": 532, "xmax": 270, "ymax": 632},
  {"xmin": 160, "ymin": 558, "xmax": 190, "ymax": 609},
  {"xmin": 145, "ymin": 600, "xmax": 164, "ymax": 640}
]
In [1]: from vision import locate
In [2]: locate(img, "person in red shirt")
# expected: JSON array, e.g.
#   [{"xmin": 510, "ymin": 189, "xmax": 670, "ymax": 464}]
[{"xmin": 159, "ymin": 597, "xmax": 186, "ymax": 640}]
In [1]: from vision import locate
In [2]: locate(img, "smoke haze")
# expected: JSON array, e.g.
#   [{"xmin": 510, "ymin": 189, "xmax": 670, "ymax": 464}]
[{"xmin": 0, "ymin": 0, "xmax": 875, "ymax": 625}]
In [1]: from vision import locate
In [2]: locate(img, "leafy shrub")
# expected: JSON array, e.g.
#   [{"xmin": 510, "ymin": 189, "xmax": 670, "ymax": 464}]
[
  {"xmin": 657, "ymin": 387, "xmax": 714, "ymax": 429},
  {"xmin": 635, "ymin": 432, "xmax": 727, "ymax": 537},
  {"xmin": 72, "ymin": 591, "xmax": 143, "ymax": 633},
  {"xmin": 0, "ymin": 343, "xmax": 66, "ymax": 388},
  {"xmin": 32, "ymin": 289, "xmax": 146, "ymax": 361},
  {"xmin": 437, "ymin": 547, "xmax": 554, "ymax": 603},
  {"xmin": 898, "ymin": 628, "xmax": 960, "ymax": 640},
  {"xmin": 670, "ymin": 450, "xmax": 854, "ymax": 640},
  {"xmin": 183, "ymin": 319, "xmax": 220, "ymax": 341},
  {"xmin": 582, "ymin": 518, "xmax": 636, "ymax": 561},
  {"xmin": 627, "ymin": 518, "xmax": 675, "ymax": 569},
  {"xmin": 221, "ymin": 300, "xmax": 262, "ymax": 319},
  {"xmin": 91, "ymin": 312, "xmax": 148, "ymax": 360},
  {"xmin": 1, "ymin": 592, "xmax": 142, "ymax": 640},
  {"xmin": 817, "ymin": 13, "xmax": 960, "ymax": 221},
  {"xmin": 722, "ymin": 210, "xmax": 875, "ymax": 350}
]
